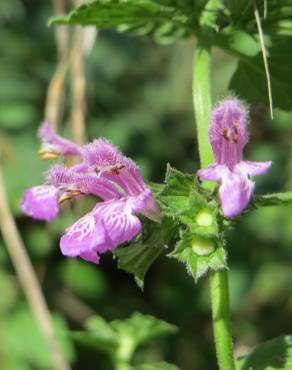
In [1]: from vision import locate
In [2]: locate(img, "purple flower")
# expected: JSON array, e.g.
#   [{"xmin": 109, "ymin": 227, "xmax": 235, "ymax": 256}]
[
  {"xmin": 21, "ymin": 185, "xmax": 59, "ymax": 221},
  {"xmin": 198, "ymin": 98, "xmax": 272, "ymax": 218},
  {"xmin": 38, "ymin": 122, "xmax": 82, "ymax": 159},
  {"xmin": 21, "ymin": 123, "xmax": 161, "ymax": 263}
]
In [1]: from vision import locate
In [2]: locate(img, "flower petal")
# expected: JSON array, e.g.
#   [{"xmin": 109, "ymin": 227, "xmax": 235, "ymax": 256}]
[
  {"xmin": 197, "ymin": 164, "xmax": 224, "ymax": 182},
  {"xmin": 83, "ymin": 139, "xmax": 146, "ymax": 195},
  {"xmin": 20, "ymin": 185, "xmax": 59, "ymax": 221},
  {"xmin": 74, "ymin": 175, "xmax": 122, "ymax": 200},
  {"xmin": 79, "ymin": 251, "xmax": 100, "ymax": 264},
  {"xmin": 236, "ymin": 160, "xmax": 272, "ymax": 177},
  {"xmin": 127, "ymin": 189, "xmax": 161, "ymax": 222},
  {"xmin": 209, "ymin": 97, "xmax": 248, "ymax": 169},
  {"xmin": 39, "ymin": 122, "xmax": 82, "ymax": 157},
  {"xmin": 219, "ymin": 168, "xmax": 254, "ymax": 218},
  {"xmin": 47, "ymin": 164, "xmax": 121, "ymax": 200},
  {"xmin": 83, "ymin": 139, "xmax": 129, "ymax": 168},
  {"xmin": 60, "ymin": 213, "xmax": 106, "ymax": 257},
  {"xmin": 94, "ymin": 198, "xmax": 142, "ymax": 250}
]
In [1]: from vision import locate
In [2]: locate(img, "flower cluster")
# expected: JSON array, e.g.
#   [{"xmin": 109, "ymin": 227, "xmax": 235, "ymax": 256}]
[
  {"xmin": 198, "ymin": 97, "xmax": 272, "ymax": 218},
  {"xmin": 21, "ymin": 123, "xmax": 161, "ymax": 264}
]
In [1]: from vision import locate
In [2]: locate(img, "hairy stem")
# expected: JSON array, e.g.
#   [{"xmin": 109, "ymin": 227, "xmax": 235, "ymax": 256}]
[
  {"xmin": 210, "ymin": 270, "xmax": 235, "ymax": 370},
  {"xmin": 0, "ymin": 164, "xmax": 71, "ymax": 370},
  {"xmin": 192, "ymin": 30, "xmax": 236, "ymax": 370}
]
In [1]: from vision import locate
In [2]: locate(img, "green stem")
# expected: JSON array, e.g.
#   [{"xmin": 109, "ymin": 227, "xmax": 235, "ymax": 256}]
[
  {"xmin": 192, "ymin": 29, "xmax": 236, "ymax": 370},
  {"xmin": 210, "ymin": 271, "xmax": 235, "ymax": 370},
  {"xmin": 115, "ymin": 362, "xmax": 132, "ymax": 370},
  {"xmin": 192, "ymin": 32, "xmax": 214, "ymax": 170},
  {"xmin": 114, "ymin": 336, "xmax": 135, "ymax": 370}
]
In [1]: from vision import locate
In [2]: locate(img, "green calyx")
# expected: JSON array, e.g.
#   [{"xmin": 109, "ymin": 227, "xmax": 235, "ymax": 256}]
[
  {"xmin": 191, "ymin": 235, "xmax": 215, "ymax": 256},
  {"xmin": 157, "ymin": 165, "xmax": 227, "ymax": 282}
]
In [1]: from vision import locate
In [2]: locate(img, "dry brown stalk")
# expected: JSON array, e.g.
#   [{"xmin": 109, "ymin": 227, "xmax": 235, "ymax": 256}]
[{"xmin": 0, "ymin": 164, "xmax": 71, "ymax": 370}]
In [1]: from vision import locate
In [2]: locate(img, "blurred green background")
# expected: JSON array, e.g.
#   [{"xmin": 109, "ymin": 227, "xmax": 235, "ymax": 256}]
[{"xmin": 1, "ymin": 1, "xmax": 292, "ymax": 370}]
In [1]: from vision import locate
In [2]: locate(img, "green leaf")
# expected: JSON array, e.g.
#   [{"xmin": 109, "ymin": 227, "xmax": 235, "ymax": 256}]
[
  {"xmin": 225, "ymin": 0, "xmax": 292, "ymax": 33},
  {"xmin": 164, "ymin": 164, "xmax": 196, "ymax": 197},
  {"xmin": 118, "ymin": 20, "xmax": 189, "ymax": 45},
  {"xmin": 49, "ymin": 0, "xmax": 194, "ymax": 45},
  {"xmin": 158, "ymin": 165, "xmax": 220, "ymax": 237},
  {"xmin": 200, "ymin": 0, "xmax": 226, "ymax": 30},
  {"xmin": 226, "ymin": 29, "xmax": 261, "ymax": 57},
  {"xmin": 262, "ymin": 3, "xmax": 292, "ymax": 38},
  {"xmin": 149, "ymin": 181, "xmax": 165, "ymax": 197},
  {"xmin": 170, "ymin": 231, "xmax": 227, "ymax": 282},
  {"xmin": 236, "ymin": 335, "xmax": 292, "ymax": 370},
  {"xmin": 115, "ymin": 242, "xmax": 165, "ymax": 288},
  {"xmin": 71, "ymin": 313, "xmax": 177, "ymax": 358},
  {"xmin": 49, "ymin": 0, "xmax": 292, "ymax": 48},
  {"xmin": 49, "ymin": 0, "xmax": 173, "ymax": 27},
  {"xmin": 253, "ymin": 192, "xmax": 292, "ymax": 208},
  {"xmin": 134, "ymin": 362, "xmax": 181, "ymax": 370},
  {"xmin": 111, "ymin": 312, "xmax": 177, "ymax": 347},
  {"xmin": 230, "ymin": 41, "xmax": 292, "ymax": 110},
  {"xmin": 71, "ymin": 315, "xmax": 118, "ymax": 354},
  {"xmin": 115, "ymin": 217, "xmax": 178, "ymax": 288},
  {"xmin": 159, "ymin": 164, "xmax": 198, "ymax": 216}
]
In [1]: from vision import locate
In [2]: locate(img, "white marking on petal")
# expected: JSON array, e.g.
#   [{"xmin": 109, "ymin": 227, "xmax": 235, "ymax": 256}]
[
  {"xmin": 20, "ymin": 185, "xmax": 59, "ymax": 221},
  {"xmin": 32, "ymin": 185, "xmax": 58, "ymax": 201},
  {"xmin": 60, "ymin": 213, "xmax": 106, "ymax": 257},
  {"xmin": 93, "ymin": 199, "xmax": 141, "ymax": 248}
]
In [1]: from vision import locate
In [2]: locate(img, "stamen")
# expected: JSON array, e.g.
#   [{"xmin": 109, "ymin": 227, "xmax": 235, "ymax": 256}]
[
  {"xmin": 38, "ymin": 149, "xmax": 59, "ymax": 160},
  {"xmin": 58, "ymin": 189, "xmax": 85, "ymax": 204},
  {"xmin": 58, "ymin": 194, "xmax": 72, "ymax": 204},
  {"xmin": 108, "ymin": 164, "xmax": 125, "ymax": 174},
  {"xmin": 222, "ymin": 128, "xmax": 230, "ymax": 142},
  {"xmin": 95, "ymin": 164, "xmax": 125, "ymax": 176},
  {"xmin": 222, "ymin": 125, "xmax": 239, "ymax": 144}
]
